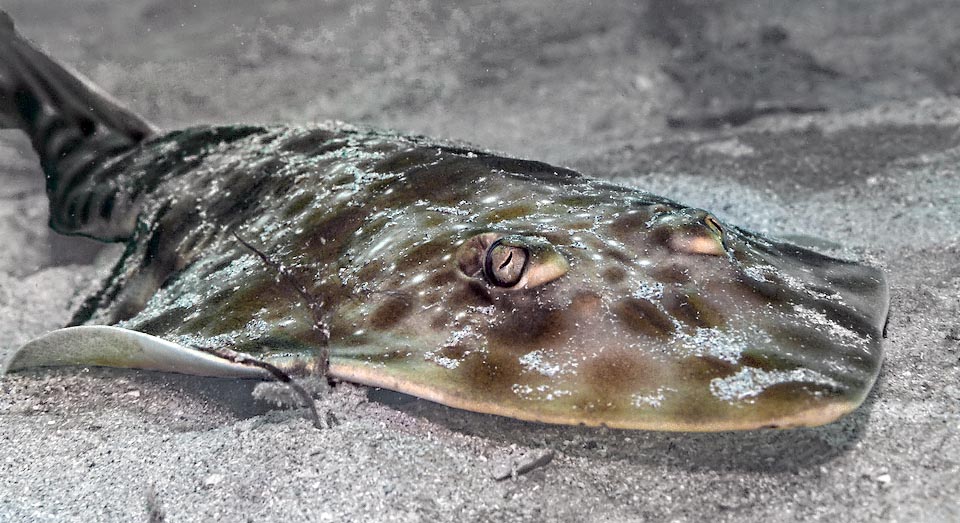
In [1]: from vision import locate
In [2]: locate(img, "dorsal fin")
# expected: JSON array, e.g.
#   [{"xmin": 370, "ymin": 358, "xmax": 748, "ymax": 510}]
[{"xmin": 0, "ymin": 10, "xmax": 158, "ymax": 241}]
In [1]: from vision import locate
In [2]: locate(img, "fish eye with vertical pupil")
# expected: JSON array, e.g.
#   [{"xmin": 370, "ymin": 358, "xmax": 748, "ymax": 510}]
[
  {"xmin": 484, "ymin": 238, "xmax": 528, "ymax": 287},
  {"xmin": 457, "ymin": 232, "xmax": 569, "ymax": 289},
  {"xmin": 704, "ymin": 215, "xmax": 723, "ymax": 236},
  {"xmin": 703, "ymin": 214, "xmax": 728, "ymax": 252}
]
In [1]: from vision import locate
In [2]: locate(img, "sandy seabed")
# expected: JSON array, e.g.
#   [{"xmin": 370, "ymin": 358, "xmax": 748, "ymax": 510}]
[{"xmin": 1, "ymin": 2, "xmax": 959, "ymax": 521}]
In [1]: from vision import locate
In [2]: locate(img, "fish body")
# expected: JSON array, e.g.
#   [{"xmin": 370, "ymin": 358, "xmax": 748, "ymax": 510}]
[{"xmin": 0, "ymin": 13, "xmax": 888, "ymax": 430}]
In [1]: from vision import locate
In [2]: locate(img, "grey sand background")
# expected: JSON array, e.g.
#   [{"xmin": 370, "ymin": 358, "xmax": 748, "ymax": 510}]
[{"xmin": 1, "ymin": 1, "xmax": 959, "ymax": 521}]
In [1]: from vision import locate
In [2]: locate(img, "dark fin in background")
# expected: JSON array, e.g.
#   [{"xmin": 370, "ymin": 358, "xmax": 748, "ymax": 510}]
[{"xmin": 0, "ymin": 10, "xmax": 157, "ymax": 241}]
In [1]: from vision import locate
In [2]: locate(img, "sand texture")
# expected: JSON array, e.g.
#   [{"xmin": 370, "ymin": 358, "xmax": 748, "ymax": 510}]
[{"xmin": 1, "ymin": 1, "xmax": 958, "ymax": 521}]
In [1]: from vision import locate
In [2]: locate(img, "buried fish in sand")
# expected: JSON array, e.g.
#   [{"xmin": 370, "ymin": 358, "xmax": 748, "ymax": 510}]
[{"xmin": 0, "ymin": 12, "xmax": 888, "ymax": 431}]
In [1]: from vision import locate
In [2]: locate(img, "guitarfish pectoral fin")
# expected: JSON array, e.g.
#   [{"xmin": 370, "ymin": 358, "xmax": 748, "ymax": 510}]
[{"xmin": 3, "ymin": 326, "xmax": 269, "ymax": 379}]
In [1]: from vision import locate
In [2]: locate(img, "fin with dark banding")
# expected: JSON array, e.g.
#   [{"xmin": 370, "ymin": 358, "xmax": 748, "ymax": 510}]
[
  {"xmin": 3, "ymin": 326, "xmax": 269, "ymax": 379},
  {"xmin": 0, "ymin": 10, "xmax": 157, "ymax": 241}
]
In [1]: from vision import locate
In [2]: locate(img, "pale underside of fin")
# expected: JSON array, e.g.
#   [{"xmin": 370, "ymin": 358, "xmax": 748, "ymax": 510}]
[{"xmin": 3, "ymin": 326, "xmax": 268, "ymax": 379}]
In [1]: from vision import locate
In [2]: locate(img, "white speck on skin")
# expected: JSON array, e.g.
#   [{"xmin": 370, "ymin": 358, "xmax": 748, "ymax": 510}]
[
  {"xmin": 471, "ymin": 305, "xmax": 496, "ymax": 316},
  {"xmin": 631, "ymin": 387, "xmax": 674, "ymax": 408},
  {"xmin": 709, "ymin": 367, "xmax": 842, "ymax": 401},
  {"xmin": 632, "ymin": 281, "xmax": 663, "ymax": 301},
  {"xmin": 511, "ymin": 383, "xmax": 572, "ymax": 401},
  {"xmin": 675, "ymin": 327, "xmax": 758, "ymax": 364},
  {"xmin": 518, "ymin": 350, "xmax": 562, "ymax": 377},
  {"xmin": 793, "ymin": 304, "xmax": 867, "ymax": 350}
]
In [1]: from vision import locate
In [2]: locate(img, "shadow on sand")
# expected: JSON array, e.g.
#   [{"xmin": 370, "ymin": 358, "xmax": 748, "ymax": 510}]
[{"xmin": 365, "ymin": 371, "xmax": 884, "ymax": 474}]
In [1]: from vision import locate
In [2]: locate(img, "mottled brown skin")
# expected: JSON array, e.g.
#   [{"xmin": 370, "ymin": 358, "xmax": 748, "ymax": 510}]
[{"xmin": 64, "ymin": 122, "xmax": 889, "ymax": 431}]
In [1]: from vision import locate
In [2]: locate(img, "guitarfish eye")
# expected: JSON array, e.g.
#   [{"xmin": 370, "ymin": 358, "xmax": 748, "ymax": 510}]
[
  {"xmin": 483, "ymin": 239, "xmax": 528, "ymax": 287},
  {"xmin": 704, "ymin": 215, "xmax": 723, "ymax": 236}
]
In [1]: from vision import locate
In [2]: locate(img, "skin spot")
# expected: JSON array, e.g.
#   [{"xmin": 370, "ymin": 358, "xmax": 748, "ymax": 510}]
[
  {"xmin": 614, "ymin": 297, "xmax": 676, "ymax": 337},
  {"xmin": 675, "ymin": 355, "xmax": 738, "ymax": 383},
  {"xmin": 98, "ymin": 192, "xmax": 116, "ymax": 219},
  {"xmin": 301, "ymin": 207, "xmax": 366, "ymax": 259},
  {"xmin": 649, "ymin": 225, "xmax": 674, "ymax": 248},
  {"xmin": 487, "ymin": 305, "xmax": 567, "ymax": 350},
  {"xmin": 135, "ymin": 307, "xmax": 191, "ymax": 336},
  {"xmin": 185, "ymin": 279, "xmax": 290, "ymax": 335},
  {"xmin": 477, "ymin": 156, "xmax": 581, "ymax": 183},
  {"xmin": 428, "ymin": 269, "xmax": 458, "ymax": 287},
  {"xmin": 479, "ymin": 204, "xmax": 535, "ymax": 224},
  {"xmin": 738, "ymin": 275, "xmax": 794, "ymax": 305},
  {"xmin": 583, "ymin": 351, "xmax": 659, "ymax": 408},
  {"xmin": 603, "ymin": 248, "xmax": 633, "ymax": 264},
  {"xmin": 602, "ymin": 266, "xmax": 627, "ymax": 284},
  {"xmin": 79, "ymin": 195, "xmax": 94, "ymax": 225},
  {"xmin": 281, "ymin": 193, "xmax": 315, "ymax": 219},
  {"xmin": 559, "ymin": 195, "xmax": 603, "ymax": 208},
  {"xmin": 569, "ymin": 291, "xmax": 602, "ymax": 317},
  {"xmin": 313, "ymin": 139, "xmax": 352, "ymax": 156},
  {"xmin": 399, "ymin": 157, "xmax": 488, "ymax": 205},
  {"xmin": 369, "ymin": 295, "xmax": 414, "ymax": 330},
  {"xmin": 279, "ymin": 129, "xmax": 339, "ymax": 153},
  {"xmin": 737, "ymin": 351, "xmax": 785, "ymax": 372},
  {"xmin": 767, "ymin": 323, "xmax": 874, "ymax": 382},
  {"xmin": 356, "ymin": 260, "xmax": 387, "ymax": 284},
  {"xmin": 609, "ymin": 211, "xmax": 650, "ymax": 239},
  {"xmin": 458, "ymin": 349, "xmax": 523, "ymax": 399},
  {"xmin": 437, "ymin": 343, "xmax": 469, "ymax": 361},
  {"xmin": 328, "ymin": 323, "xmax": 370, "ymax": 347},
  {"xmin": 539, "ymin": 231, "xmax": 574, "ymax": 245},
  {"xmin": 445, "ymin": 280, "xmax": 495, "ymax": 310},
  {"xmin": 430, "ymin": 312, "xmax": 450, "ymax": 330},
  {"xmin": 281, "ymin": 328, "xmax": 331, "ymax": 354},
  {"xmin": 373, "ymin": 148, "xmax": 439, "ymax": 174},
  {"xmin": 651, "ymin": 264, "xmax": 691, "ymax": 284},
  {"xmin": 667, "ymin": 391, "xmax": 726, "ymax": 424},
  {"xmin": 664, "ymin": 292, "xmax": 724, "ymax": 329},
  {"xmin": 179, "ymin": 230, "xmax": 206, "ymax": 257},
  {"xmin": 397, "ymin": 238, "xmax": 452, "ymax": 271}
]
